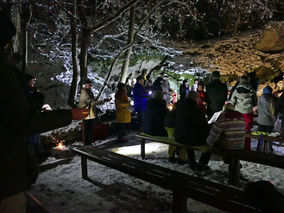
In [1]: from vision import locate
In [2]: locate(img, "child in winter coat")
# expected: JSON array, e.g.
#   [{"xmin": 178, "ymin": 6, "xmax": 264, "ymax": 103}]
[{"xmin": 256, "ymin": 86, "xmax": 276, "ymax": 152}]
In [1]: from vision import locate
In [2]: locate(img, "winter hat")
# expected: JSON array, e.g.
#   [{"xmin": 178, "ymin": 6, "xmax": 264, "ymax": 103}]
[
  {"xmin": 0, "ymin": 9, "xmax": 16, "ymax": 49},
  {"xmin": 239, "ymin": 76, "xmax": 250, "ymax": 85},
  {"xmin": 156, "ymin": 77, "xmax": 164, "ymax": 82},
  {"xmin": 81, "ymin": 78, "xmax": 92, "ymax": 85},
  {"xmin": 263, "ymin": 86, "xmax": 272, "ymax": 95},
  {"xmin": 212, "ymin": 71, "xmax": 220, "ymax": 80}
]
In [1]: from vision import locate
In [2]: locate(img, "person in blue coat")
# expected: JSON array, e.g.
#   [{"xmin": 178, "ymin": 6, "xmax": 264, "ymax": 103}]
[{"xmin": 133, "ymin": 75, "xmax": 147, "ymax": 129}]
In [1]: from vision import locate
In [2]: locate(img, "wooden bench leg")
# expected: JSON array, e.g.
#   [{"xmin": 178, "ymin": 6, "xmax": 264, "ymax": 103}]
[
  {"xmin": 81, "ymin": 156, "xmax": 88, "ymax": 179},
  {"xmin": 228, "ymin": 156, "xmax": 240, "ymax": 186},
  {"xmin": 264, "ymin": 140, "xmax": 269, "ymax": 153},
  {"xmin": 172, "ymin": 191, "xmax": 187, "ymax": 213},
  {"xmin": 141, "ymin": 138, "xmax": 145, "ymax": 160}
]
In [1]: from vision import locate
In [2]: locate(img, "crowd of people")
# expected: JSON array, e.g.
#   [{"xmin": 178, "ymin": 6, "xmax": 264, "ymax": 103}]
[{"xmin": 118, "ymin": 70, "xmax": 284, "ymax": 171}]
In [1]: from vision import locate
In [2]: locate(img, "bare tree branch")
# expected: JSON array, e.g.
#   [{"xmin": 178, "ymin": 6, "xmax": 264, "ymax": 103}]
[
  {"xmin": 96, "ymin": 0, "xmax": 167, "ymax": 100},
  {"xmin": 91, "ymin": 0, "xmax": 142, "ymax": 34},
  {"xmin": 92, "ymin": 32, "xmax": 127, "ymax": 52}
]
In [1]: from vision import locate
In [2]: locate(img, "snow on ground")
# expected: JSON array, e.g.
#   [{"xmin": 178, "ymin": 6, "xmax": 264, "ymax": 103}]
[{"xmin": 29, "ymin": 134, "xmax": 284, "ymax": 213}]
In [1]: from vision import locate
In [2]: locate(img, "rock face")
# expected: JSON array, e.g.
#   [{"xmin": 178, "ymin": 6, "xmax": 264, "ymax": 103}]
[
  {"xmin": 255, "ymin": 21, "xmax": 284, "ymax": 53},
  {"xmin": 171, "ymin": 25, "xmax": 284, "ymax": 91}
]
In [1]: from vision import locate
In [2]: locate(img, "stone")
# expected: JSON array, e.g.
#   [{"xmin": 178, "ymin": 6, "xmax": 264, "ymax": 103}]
[{"xmin": 255, "ymin": 21, "xmax": 284, "ymax": 53}]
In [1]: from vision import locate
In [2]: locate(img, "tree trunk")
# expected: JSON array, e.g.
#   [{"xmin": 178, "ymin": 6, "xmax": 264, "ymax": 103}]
[
  {"xmin": 96, "ymin": 2, "xmax": 162, "ymax": 100},
  {"xmin": 68, "ymin": 0, "xmax": 79, "ymax": 107},
  {"xmin": 120, "ymin": 6, "xmax": 135, "ymax": 83},
  {"xmin": 79, "ymin": 28, "xmax": 91, "ymax": 79},
  {"xmin": 21, "ymin": 2, "xmax": 33, "ymax": 72}
]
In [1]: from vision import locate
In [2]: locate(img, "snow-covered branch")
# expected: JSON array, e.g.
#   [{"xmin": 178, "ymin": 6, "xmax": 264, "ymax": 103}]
[
  {"xmin": 91, "ymin": 0, "xmax": 142, "ymax": 34},
  {"xmin": 92, "ymin": 32, "xmax": 127, "ymax": 52},
  {"xmin": 137, "ymin": 33, "xmax": 182, "ymax": 56}
]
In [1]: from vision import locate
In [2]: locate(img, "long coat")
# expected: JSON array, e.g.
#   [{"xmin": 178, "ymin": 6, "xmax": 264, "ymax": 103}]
[
  {"xmin": 0, "ymin": 51, "xmax": 72, "ymax": 200},
  {"xmin": 115, "ymin": 90, "xmax": 131, "ymax": 123},
  {"xmin": 79, "ymin": 88, "xmax": 104, "ymax": 120}
]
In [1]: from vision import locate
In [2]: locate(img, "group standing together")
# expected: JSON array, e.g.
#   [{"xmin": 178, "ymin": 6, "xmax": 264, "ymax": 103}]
[{"xmin": 121, "ymin": 70, "xmax": 283, "ymax": 171}]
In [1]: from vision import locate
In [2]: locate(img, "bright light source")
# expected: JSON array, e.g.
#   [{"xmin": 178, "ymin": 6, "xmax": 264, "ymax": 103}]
[{"xmin": 111, "ymin": 142, "xmax": 168, "ymax": 156}]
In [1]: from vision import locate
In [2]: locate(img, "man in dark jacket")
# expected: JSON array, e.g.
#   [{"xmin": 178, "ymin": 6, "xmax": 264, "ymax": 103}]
[
  {"xmin": 206, "ymin": 71, "xmax": 228, "ymax": 119},
  {"xmin": 143, "ymin": 91, "xmax": 168, "ymax": 136},
  {"xmin": 175, "ymin": 91, "xmax": 211, "ymax": 170},
  {"xmin": 179, "ymin": 79, "xmax": 189, "ymax": 103},
  {"xmin": 0, "ymin": 10, "xmax": 87, "ymax": 213}
]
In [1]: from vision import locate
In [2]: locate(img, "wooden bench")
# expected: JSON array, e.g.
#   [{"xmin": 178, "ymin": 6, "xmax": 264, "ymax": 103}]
[
  {"xmin": 72, "ymin": 145, "xmax": 260, "ymax": 213},
  {"xmin": 135, "ymin": 134, "xmax": 284, "ymax": 186}
]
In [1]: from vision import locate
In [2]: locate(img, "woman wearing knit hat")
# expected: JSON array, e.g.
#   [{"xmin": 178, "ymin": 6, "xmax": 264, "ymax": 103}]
[{"xmin": 256, "ymin": 86, "xmax": 276, "ymax": 152}]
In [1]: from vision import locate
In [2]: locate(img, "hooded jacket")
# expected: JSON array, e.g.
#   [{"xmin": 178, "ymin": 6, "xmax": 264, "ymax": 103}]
[{"xmin": 230, "ymin": 83, "xmax": 257, "ymax": 114}]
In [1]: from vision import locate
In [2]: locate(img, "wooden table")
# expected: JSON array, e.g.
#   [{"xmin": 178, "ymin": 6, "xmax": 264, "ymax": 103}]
[{"xmin": 245, "ymin": 133, "xmax": 284, "ymax": 152}]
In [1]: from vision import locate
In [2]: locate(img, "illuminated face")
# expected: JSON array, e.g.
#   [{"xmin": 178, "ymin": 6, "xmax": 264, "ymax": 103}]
[
  {"xmin": 84, "ymin": 83, "xmax": 92, "ymax": 89},
  {"xmin": 27, "ymin": 78, "xmax": 36, "ymax": 88},
  {"xmin": 197, "ymin": 85, "xmax": 203, "ymax": 91}
]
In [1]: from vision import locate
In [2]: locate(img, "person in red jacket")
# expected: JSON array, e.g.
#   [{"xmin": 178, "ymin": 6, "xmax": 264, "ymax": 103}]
[{"xmin": 197, "ymin": 81, "xmax": 207, "ymax": 115}]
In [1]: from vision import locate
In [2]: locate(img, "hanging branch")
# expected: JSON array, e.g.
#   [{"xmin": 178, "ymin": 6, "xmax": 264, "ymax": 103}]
[{"xmin": 95, "ymin": 0, "xmax": 167, "ymax": 100}]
